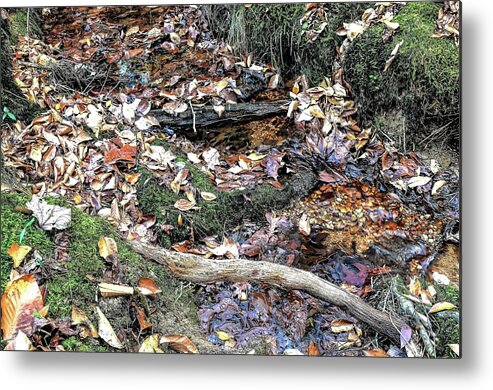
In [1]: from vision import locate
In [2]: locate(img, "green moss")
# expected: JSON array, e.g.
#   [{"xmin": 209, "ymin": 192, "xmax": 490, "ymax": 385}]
[
  {"xmin": 432, "ymin": 284, "xmax": 460, "ymax": 358},
  {"xmin": 0, "ymin": 192, "xmax": 55, "ymax": 290},
  {"xmin": 344, "ymin": 2, "xmax": 459, "ymax": 147},
  {"xmin": 61, "ymin": 336, "xmax": 107, "ymax": 353}
]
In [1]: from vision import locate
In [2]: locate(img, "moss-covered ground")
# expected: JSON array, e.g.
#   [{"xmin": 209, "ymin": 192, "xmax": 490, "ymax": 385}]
[
  {"xmin": 0, "ymin": 190, "xmax": 210, "ymax": 352},
  {"xmin": 344, "ymin": 2, "xmax": 459, "ymax": 148},
  {"xmin": 137, "ymin": 142, "xmax": 300, "ymax": 247}
]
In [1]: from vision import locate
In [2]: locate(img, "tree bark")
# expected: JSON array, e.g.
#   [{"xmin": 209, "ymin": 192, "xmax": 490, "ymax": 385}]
[
  {"xmin": 127, "ymin": 240, "xmax": 408, "ymax": 343},
  {"xmin": 150, "ymin": 100, "xmax": 290, "ymax": 129}
]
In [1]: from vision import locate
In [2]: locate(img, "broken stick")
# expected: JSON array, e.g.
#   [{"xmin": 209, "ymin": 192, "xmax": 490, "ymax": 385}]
[{"xmin": 127, "ymin": 240, "xmax": 409, "ymax": 343}]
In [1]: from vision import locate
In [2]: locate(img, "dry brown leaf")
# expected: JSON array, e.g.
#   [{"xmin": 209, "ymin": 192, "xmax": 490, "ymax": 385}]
[{"xmin": 160, "ymin": 334, "xmax": 198, "ymax": 353}]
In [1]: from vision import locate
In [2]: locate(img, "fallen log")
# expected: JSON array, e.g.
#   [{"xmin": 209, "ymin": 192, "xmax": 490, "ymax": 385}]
[
  {"xmin": 127, "ymin": 240, "xmax": 409, "ymax": 343},
  {"xmin": 150, "ymin": 100, "xmax": 290, "ymax": 129}
]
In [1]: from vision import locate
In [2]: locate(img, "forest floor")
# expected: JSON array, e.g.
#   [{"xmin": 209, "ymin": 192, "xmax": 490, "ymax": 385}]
[{"xmin": 0, "ymin": 4, "xmax": 460, "ymax": 357}]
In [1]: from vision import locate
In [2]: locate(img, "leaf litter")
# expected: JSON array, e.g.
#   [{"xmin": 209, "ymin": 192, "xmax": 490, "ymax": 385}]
[{"xmin": 0, "ymin": 3, "xmax": 459, "ymax": 356}]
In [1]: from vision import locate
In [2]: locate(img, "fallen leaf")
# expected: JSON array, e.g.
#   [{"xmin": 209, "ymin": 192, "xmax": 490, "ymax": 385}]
[
  {"xmin": 133, "ymin": 303, "xmax": 152, "ymax": 332},
  {"xmin": 71, "ymin": 306, "xmax": 98, "ymax": 338},
  {"xmin": 400, "ymin": 326, "xmax": 412, "ymax": 348},
  {"xmin": 174, "ymin": 199, "xmax": 196, "ymax": 211},
  {"xmin": 139, "ymin": 334, "xmax": 163, "ymax": 353},
  {"xmin": 432, "ymin": 180, "xmax": 447, "ymax": 195},
  {"xmin": 408, "ymin": 176, "xmax": 431, "ymax": 188},
  {"xmin": 216, "ymin": 330, "xmax": 230, "ymax": 341},
  {"xmin": 26, "ymin": 195, "xmax": 71, "ymax": 231},
  {"xmin": 448, "ymin": 343, "xmax": 460, "ymax": 356},
  {"xmin": 126, "ymin": 26, "xmax": 139, "ymax": 37},
  {"xmin": 307, "ymin": 341, "xmax": 320, "ymax": 356},
  {"xmin": 160, "ymin": 334, "xmax": 198, "ymax": 353},
  {"xmin": 200, "ymin": 191, "xmax": 217, "ymax": 201},
  {"xmin": 137, "ymin": 278, "xmax": 162, "ymax": 296},
  {"xmin": 429, "ymin": 302, "xmax": 456, "ymax": 314},
  {"xmin": 95, "ymin": 307, "xmax": 123, "ymax": 349},
  {"xmin": 363, "ymin": 348, "xmax": 388, "ymax": 357},
  {"xmin": 284, "ymin": 348, "xmax": 303, "ymax": 355},
  {"xmin": 4, "ymin": 329, "xmax": 35, "ymax": 351},
  {"xmin": 104, "ymin": 144, "xmax": 136, "ymax": 165},
  {"xmin": 298, "ymin": 213, "xmax": 311, "ymax": 236},
  {"xmin": 98, "ymin": 237, "xmax": 118, "ymax": 260},
  {"xmin": 7, "ymin": 242, "xmax": 32, "ymax": 268},
  {"xmin": 1, "ymin": 274, "xmax": 44, "ymax": 340},
  {"xmin": 187, "ymin": 152, "xmax": 201, "ymax": 164},
  {"xmin": 330, "ymin": 318, "xmax": 354, "ymax": 333}
]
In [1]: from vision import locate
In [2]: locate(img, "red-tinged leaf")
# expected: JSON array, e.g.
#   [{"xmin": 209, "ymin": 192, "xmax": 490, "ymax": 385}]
[
  {"xmin": 319, "ymin": 169, "xmax": 347, "ymax": 184},
  {"xmin": 104, "ymin": 144, "xmax": 136, "ymax": 165},
  {"xmin": 137, "ymin": 278, "xmax": 162, "ymax": 296},
  {"xmin": 107, "ymin": 52, "xmax": 122, "ymax": 64},
  {"xmin": 1, "ymin": 274, "xmax": 44, "ymax": 340},
  {"xmin": 133, "ymin": 303, "xmax": 152, "ymax": 332},
  {"xmin": 160, "ymin": 334, "xmax": 198, "ymax": 353},
  {"xmin": 126, "ymin": 48, "xmax": 144, "ymax": 59}
]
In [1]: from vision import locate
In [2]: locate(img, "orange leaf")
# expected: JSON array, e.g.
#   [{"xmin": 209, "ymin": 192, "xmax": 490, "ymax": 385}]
[
  {"xmin": 363, "ymin": 348, "xmax": 388, "ymax": 357},
  {"xmin": 1, "ymin": 274, "xmax": 44, "ymax": 340},
  {"xmin": 137, "ymin": 278, "xmax": 162, "ymax": 296},
  {"xmin": 308, "ymin": 341, "xmax": 320, "ymax": 356},
  {"xmin": 160, "ymin": 334, "xmax": 198, "ymax": 353},
  {"xmin": 133, "ymin": 303, "xmax": 152, "ymax": 332},
  {"xmin": 7, "ymin": 242, "xmax": 32, "ymax": 268},
  {"xmin": 104, "ymin": 144, "xmax": 136, "ymax": 165}
]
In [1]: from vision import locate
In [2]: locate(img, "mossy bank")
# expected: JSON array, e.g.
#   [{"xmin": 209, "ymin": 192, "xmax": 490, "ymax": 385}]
[
  {"xmin": 137, "ymin": 143, "xmax": 317, "ymax": 248},
  {"xmin": 0, "ymin": 191, "xmax": 220, "ymax": 353},
  {"xmin": 344, "ymin": 2, "xmax": 459, "ymax": 150},
  {"xmin": 203, "ymin": 3, "xmax": 368, "ymax": 84}
]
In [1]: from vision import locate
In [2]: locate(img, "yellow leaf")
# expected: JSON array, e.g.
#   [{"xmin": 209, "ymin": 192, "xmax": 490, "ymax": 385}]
[
  {"xmin": 216, "ymin": 330, "xmax": 230, "ymax": 341},
  {"xmin": 139, "ymin": 334, "xmax": 164, "ymax": 353},
  {"xmin": 98, "ymin": 237, "xmax": 118, "ymax": 260},
  {"xmin": 246, "ymin": 153, "xmax": 266, "ymax": 161},
  {"xmin": 126, "ymin": 26, "xmax": 139, "ymax": 37},
  {"xmin": 429, "ymin": 302, "xmax": 456, "ymax": 314},
  {"xmin": 7, "ymin": 243, "xmax": 32, "ymax": 268}
]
